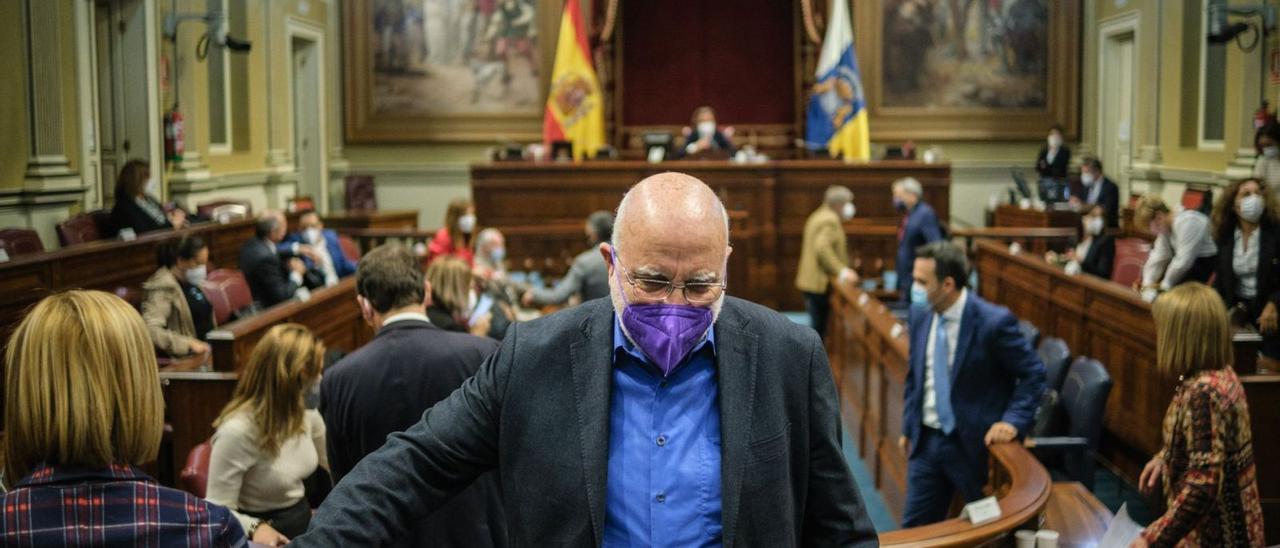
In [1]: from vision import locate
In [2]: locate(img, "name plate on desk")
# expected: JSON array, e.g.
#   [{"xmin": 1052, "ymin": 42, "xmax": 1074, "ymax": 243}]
[{"xmin": 960, "ymin": 496, "xmax": 1002, "ymax": 525}]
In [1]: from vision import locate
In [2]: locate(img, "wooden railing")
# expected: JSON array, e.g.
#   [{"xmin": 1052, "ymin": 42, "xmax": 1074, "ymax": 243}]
[{"xmin": 206, "ymin": 276, "xmax": 371, "ymax": 372}]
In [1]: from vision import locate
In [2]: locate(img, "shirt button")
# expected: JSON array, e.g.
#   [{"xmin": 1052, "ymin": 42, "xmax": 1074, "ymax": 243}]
[
  {"xmin": 655, "ymin": 493, "xmax": 666, "ymax": 503},
  {"xmin": 656, "ymin": 435, "xmax": 667, "ymax": 446}
]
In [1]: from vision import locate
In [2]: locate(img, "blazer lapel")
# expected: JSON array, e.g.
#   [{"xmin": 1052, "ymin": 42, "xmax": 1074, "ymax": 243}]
[
  {"xmin": 714, "ymin": 304, "xmax": 758, "ymax": 548},
  {"xmin": 567, "ymin": 305, "xmax": 615, "ymax": 546},
  {"xmin": 949, "ymin": 297, "xmax": 979, "ymax": 383}
]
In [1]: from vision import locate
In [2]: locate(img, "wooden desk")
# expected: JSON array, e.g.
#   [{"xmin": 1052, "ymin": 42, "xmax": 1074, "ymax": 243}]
[
  {"xmin": 975, "ymin": 239, "xmax": 1280, "ymax": 543},
  {"xmin": 207, "ymin": 276, "xmax": 372, "ymax": 372},
  {"xmin": 471, "ymin": 160, "xmax": 951, "ymax": 311},
  {"xmin": 994, "ymin": 204, "xmax": 1080, "ymax": 228},
  {"xmin": 322, "ymin": 209, "xmax": 418, "ymax": 230},
  {"xmin": 951, "ymin": 227, "xmax": 1078, "ymax": 254},
  {"xmin": 0, "ymin": 219, "xmax": 256, "ymax": 418},
  {"xmin": 1040, "ymin": 482, "xmax": 1114, "ymax": 548},
  {"xmin": 158, "ymin": 370, "xmax": 238, "ymax": 489}
]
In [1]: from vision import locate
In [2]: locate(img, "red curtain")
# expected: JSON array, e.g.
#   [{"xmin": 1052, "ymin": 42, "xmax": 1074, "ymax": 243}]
[{"xmin": 620, "ymin": 0, "xmax": 795, "ymax": 126}]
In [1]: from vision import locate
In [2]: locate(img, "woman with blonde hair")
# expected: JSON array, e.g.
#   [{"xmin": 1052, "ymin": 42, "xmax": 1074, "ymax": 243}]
[
  {"xmin": 1134, "ymin": 283, "xmax": 1265, "ymax": 547},
  {"xmin": 0, "ymin": 290, "xmax": 246, "ymax": 545},
  {"xmin": 207, "ymin": 324, "xmax": 328, "ymax": 546},
  {"xmin": 426, "ymin": 256, "xmax": 513, "ymax": 339},
  {"xmin": 427, "ymin": 198, "xmax": 477, "ymax": 265}
]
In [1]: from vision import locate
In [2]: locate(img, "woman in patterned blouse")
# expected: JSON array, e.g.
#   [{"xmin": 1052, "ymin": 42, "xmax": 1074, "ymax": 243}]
[
  {"xmin": 1134, "ymin": 283, "xmax": 1265, "ymax": 547},
  {"xmin": 0, "ymin": 290, "xmax": 247, "ymax": 546}
]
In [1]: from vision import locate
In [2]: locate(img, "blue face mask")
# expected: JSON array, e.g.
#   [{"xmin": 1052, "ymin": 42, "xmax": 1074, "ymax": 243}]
[
  {"xmin": 491, "ymin": 248, "xmax": 506, "ymax": 263},
  {"xmin": 910, "ymin": 282, "xmax": 931, "ymax": 308}
]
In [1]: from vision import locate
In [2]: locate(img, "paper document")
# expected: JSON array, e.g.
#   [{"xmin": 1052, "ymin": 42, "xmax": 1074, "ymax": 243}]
[{"xmin": 1098, "ymin": 503, "xmax": 1143, "ymax": 548}]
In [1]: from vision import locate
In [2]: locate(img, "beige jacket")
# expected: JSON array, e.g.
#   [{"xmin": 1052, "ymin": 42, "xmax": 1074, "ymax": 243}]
[
  {"xmin": 795, "ymin": 206, "xmax": 849, "ymax": 294},
  {"xmin": 141, "ymin": 268, "xmax": 210, "ymax": 356}
]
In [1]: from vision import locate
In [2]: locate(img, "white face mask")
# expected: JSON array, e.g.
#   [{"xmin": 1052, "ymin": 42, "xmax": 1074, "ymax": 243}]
[
  {"xmin": 1239, "ymin": 194, "xmax": 1264, "ymax": 223},
  {"xmin": 457, "ymin": 214, "xmax": 476, "ymax": 234},
  {"xmin": 144, "ymin": 177, "xmax": 159, "ymax": 197},
  {"xmin": 841, "ymin": 202, "xmax": 856, "ymax": 220},
  {"xmin": 1048, "ymin": 135, "xmax": 1063, "ymax": 148},
  {"xmin": 1081, "ymin": 172, "xmax": 1096, "ymax": 186},
  {"xmin": 696, "ymin": 121, "xmax": 717, "ymax": 136},
  {"xmin": 303, "ymin": 227, "xmax": 322, "ymax": 244},
  {"xmin": 184, "ymin": 264, "xmax": 207, "ymax": 286},
  {"xmin": 1264, "ymin": 146, "xmax": 1280, "ymax": 159},
  {"xmin": 1083, "ymin": 216, "xmax": 1104, "ymax": 236}
]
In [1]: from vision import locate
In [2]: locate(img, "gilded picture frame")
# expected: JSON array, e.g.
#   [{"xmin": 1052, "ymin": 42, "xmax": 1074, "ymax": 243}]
[
  {"xmin": 855, "ymin": 0, "xmax": 1080, "ymax": 141},
  {"xmin": 343, "ymin": 0, "xmax": 561, "ymax": 143}
]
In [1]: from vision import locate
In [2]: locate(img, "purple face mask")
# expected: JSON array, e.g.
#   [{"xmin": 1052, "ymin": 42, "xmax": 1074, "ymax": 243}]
[{"xmin": 613, "ymin": 250, "xmax": 716, "ymax": 377}]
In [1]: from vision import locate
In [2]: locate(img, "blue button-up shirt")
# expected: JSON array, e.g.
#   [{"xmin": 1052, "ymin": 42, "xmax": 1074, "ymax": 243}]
[{"xmin": 603, "ymin": 317, "xmax": 723, "ymax": 547}]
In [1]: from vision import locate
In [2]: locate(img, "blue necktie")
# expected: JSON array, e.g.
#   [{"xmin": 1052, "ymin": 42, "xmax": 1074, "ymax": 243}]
[{"xmin": 933, "ymin": 315, "xmax": 956, "ymax": 434}]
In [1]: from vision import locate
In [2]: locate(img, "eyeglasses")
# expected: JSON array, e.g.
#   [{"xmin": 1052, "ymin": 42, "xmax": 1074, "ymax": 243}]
[{"xmin": 618, "ymin": 263, "xmax": 726, "ymax": 305}]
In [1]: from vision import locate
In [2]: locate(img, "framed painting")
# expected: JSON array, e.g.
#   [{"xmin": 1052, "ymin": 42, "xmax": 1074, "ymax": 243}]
[
  {"xmin": 343, "ymin": 0, "xmax": 561, "ymax": 143},
  {"xmin": 854, "ymin": 0, "xmax": 1080, "ymax": 140}
]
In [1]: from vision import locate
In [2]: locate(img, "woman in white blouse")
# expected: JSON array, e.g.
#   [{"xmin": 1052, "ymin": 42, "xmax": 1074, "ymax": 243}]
[
  {"xmin": 1211, "ymin": 178, "xmax": 1280, "ymax": 369},
  {"xmin": 207, "ymin": 323, "xmax": 328, "ymax": 546}
]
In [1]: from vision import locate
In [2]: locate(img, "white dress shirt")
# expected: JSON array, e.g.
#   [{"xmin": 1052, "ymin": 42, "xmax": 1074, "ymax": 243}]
[
  {"xmin": 922, "ymin": 289, "xmax": 967, "ymax": 429},
  {"xmin": 1234, "ymin": 227, "xmax": 1261, "ymax": 300},
  {"xmin": 381, "ymin": 311, "xmax": 431, "ymax": 327},
  {"xmin": 1142, "ymin": 210, "xmax": 1218, "ymax": 290}
]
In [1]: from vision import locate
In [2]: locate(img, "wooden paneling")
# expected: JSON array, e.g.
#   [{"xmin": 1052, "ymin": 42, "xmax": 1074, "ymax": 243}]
[
  {"xmin": 471, "ymin": 160, "xmax": 951, "ymax": 311},
  {"xmin": 322, "ymin": 209, "xmax": 418, "ymax": 230},
  {"xmin": 207, "ymin": 277, "xmax": 371, "ymax": 372},
  {"xmin": 1242, "ymin": 375, "xmax": 1280, "ymax": 544}
]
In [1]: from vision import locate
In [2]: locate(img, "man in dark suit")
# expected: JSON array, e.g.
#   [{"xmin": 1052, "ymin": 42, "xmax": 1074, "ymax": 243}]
[
  {"xmin": 279, "ymin": 210, "xmax": 358, "ymax": 287},
  {"xmin": 1035, "ymin": 124, "xmax": 1070, "ymax": 180},
  {"xmin": 899, "ymin": 241, "xmax": 1046, "ymax": 526},
  {"xmin": 320, "ymin": 244, "xmax": 506, "ymax": 547},
  {"xmin": 894, "ymin": 177, "xmax": 944, "ymax": 299},
  {"xmin": 293, "ymin": 172, "xmax": 878, "ymax": 546},
  {"xmin": 1071, "ymin": 155, "xmax": 1121, "ymax": 228},
  {"xmin": 239, "ymin": 210, "xmax": 312, "ymax": 308}
]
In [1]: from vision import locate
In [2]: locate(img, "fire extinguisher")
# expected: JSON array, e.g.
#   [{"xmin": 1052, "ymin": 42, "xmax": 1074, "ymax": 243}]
[
  {"xmin": 1255, "ymin": 100, "xmax": 1272, "ymax": 130},
  {"xmin": 164, "ymin": 105, "xmax": 184, "ymax": 163}
]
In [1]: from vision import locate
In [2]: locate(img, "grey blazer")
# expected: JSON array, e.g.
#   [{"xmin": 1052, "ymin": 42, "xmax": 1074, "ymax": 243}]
[
  {"xmin": 529, "ymin": 247, "xmax": 611, "ymax": 305},
  {"xmin": 293, "ymin": 297, "xmax": 878, "ymax": 547}
]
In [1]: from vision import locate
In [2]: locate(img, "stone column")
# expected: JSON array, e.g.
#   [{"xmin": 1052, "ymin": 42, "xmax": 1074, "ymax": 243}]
[{"xmin": 23, "ymin": 0, "xmax": 79, "ymax": 189}]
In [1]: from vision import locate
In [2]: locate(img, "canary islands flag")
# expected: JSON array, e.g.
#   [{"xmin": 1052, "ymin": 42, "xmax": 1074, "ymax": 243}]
[
  {"xmin": 805, "ymin": 0, "xmax": 869, "ymax": 161},
  {"xmin": 543, "ymin": 0, "xmax": 605, "ymax": 161}
]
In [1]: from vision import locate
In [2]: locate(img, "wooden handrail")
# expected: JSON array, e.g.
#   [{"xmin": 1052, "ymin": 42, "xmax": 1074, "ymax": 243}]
[
  {"xmin": 879, "ymin": 443, "xmax": 1052, "ymax": 547},
  {"xmin": 206, "ymin": 276, "xmax": 360, "ymax": 371},
  {"xmin": 974, "ymin": 238, "xmax": 1148, "ymax": 308}
]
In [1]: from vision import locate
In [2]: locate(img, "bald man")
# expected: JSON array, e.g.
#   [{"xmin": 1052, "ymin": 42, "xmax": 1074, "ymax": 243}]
[{"xmin": 294, "ymin": 173, "xmax": 878, "ymax": 547}]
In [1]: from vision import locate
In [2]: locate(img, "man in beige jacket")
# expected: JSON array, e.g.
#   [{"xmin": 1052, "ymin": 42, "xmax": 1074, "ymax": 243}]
[{"xmin": 795, "ymin": 185, "xmax": 857, "ymax": 339}]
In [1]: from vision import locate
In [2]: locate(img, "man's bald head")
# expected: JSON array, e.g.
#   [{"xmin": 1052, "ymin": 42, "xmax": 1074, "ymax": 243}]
[{"xmin": 612, "ymin": 172, "xmax": 729, "ymax": 253}]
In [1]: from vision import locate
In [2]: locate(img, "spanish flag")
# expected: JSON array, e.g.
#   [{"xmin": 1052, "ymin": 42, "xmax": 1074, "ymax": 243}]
[
  {"xmin": 804, "ymin": 0, "xmax": 870, "ymax": 161},
  {"xmin": 543, "ymin": 0, "xmax": 605, "ymax": 161}
]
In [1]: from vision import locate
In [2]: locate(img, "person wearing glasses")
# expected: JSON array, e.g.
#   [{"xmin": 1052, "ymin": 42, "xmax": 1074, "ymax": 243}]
[{"xmin": 292, "ymin": 172, "xmax": 879, "ymax": 546}]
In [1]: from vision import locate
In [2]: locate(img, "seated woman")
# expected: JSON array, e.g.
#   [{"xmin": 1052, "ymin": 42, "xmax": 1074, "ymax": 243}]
[
  {"xmin": 110, "ymin": 159, "xmax": 186, "ymax": 235},
  {"xmin": 207, "ymin": 324, "xmax": 328, "ymax": 545},
  {"xmin": 142, "ymin": 235, "xmax": 215, "ymax": 357},
  {"xmin": 472, "ymin": 227, "xmax": 507, "ymax": 282},
  {"xmin": 0, "ymin": 290, "xmax": 245, "ymax": 545},
  {"xmin": 677, "ymin": 106, "xmax": 735, "ymax": 158},
  {"xmin": 1136, "ymin": 283, "xmax": 1264, "ymax": 546},
  {"xmin": 1135, "ymin": 194, "xmax": 1218, "ymax": 302},
  {"xmin": 427, "ymin": 198, "xmax": 477, "ymax": 265},
  {"xmin": 1211, "ymin": 178, "xmax": 1280, "ymax": 370},
  {"xmin": 427, "ymin": 257, "xmax": 514, "ymax": 340},
  {"xmin": 1057, "ymin": 204, "xmax": 1115, "ymax": 279}
]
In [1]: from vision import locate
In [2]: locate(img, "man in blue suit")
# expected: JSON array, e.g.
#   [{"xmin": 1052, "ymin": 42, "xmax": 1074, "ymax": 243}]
[
  {"xmin": 893, "ymin": 177, "xmax": 944, "ymax": 300},
  {"xmin": 280, "ymin": 210, "xmax": 358, "ymax": 287},
  {"xmin": 899, "ymin": 241, "xmax": 1045, "ymax": 526}
]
